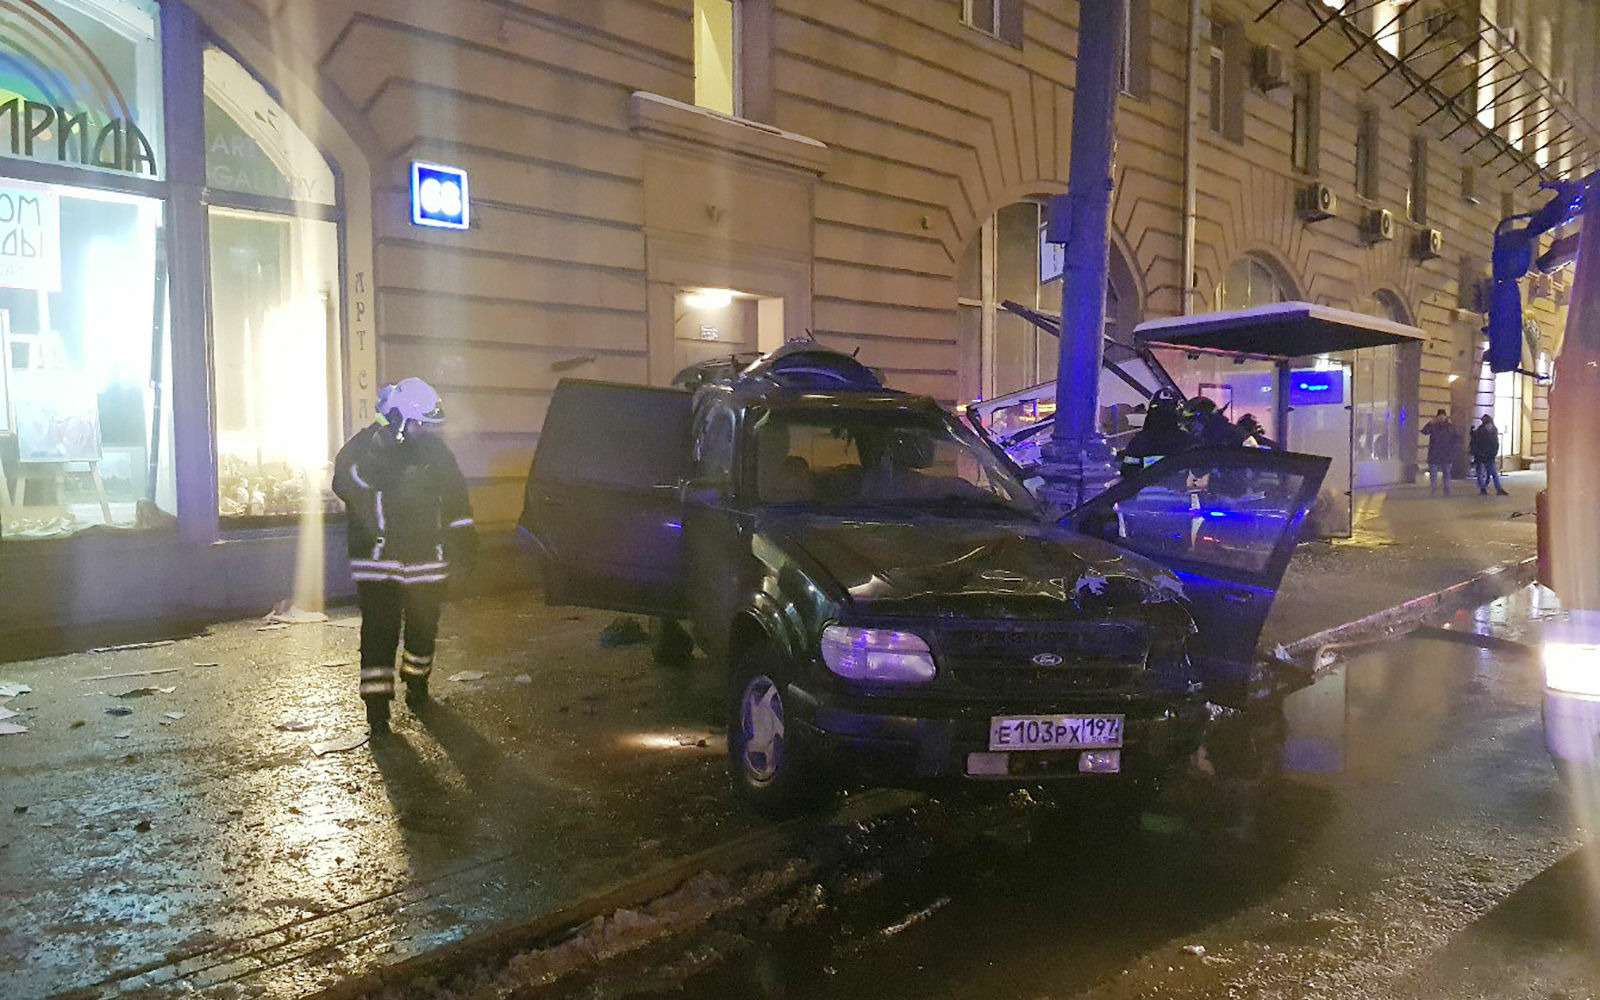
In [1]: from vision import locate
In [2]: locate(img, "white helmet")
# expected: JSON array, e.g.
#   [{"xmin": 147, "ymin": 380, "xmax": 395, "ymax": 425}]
[{"xmin": 377, "ymin": 377, "xmax": 445, "ymax": 426}]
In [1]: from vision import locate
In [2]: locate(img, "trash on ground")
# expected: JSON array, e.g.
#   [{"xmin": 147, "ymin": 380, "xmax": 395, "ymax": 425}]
[
  {"xmin": 114, "ymin": 686, "xmax": 176, "ymax": 699},
  {"xmin": 192, "ymin": 662, "xmax": 220, "ymax": 669},
  {"xmin": 161, "ymin": 711, "xmax": 186, "ymax": 724},
  {"xmin": 0, "ymin": 721, "xmax": 28, "ymax": 735},
  {"xmin": 0, "ymin": 706, "xmax": 18, "ymax": 722},
  {"xmin": 881, "ymin": 896, "xmax": 950, "ymax": 939},
  {"xmin": 0, "ymin": 682, "xmax": 33, "ymax": 698},
  {"xmin": 449, "ymin": 671, "xmax": 487, "ymax": 683},
  {"xmin": 84, "ymin": 667, "xmax": 183, "ymax": 682},
  {"xmin": 514, "ymin": 674, "xmax": 533, "ymax": 684},
  {"xmin": 113, "ymin": 730, "xmax": 133, "ymax": 739},
  {"xmin": 89, "ymin": 639, "xmax": 176, "ymax": 653},
  {"xmin": 105, "ymin": 706, "xmax": 133, "ymax": 717},
  {"xmin": 1183, "ymin": 944, "xmax": 1207, "ymax": 957},
  {"xmin": 598, "ymin": 617, "xmax": 649, "ymax": 647},
  {"xmin": 275, "ymin": 719, "xmax": 313, "ymax": 732},
  {"xmin": 320, "ymin": 660, "xmax": 354, "ymax": 669},
  {"xmin": 1273, "ymin": 644, "xmax": 1293, "ymax": 663},
  {"xmin": 311, "ymin": 733, "xmax": 370, "ymax": 756},
  {"xmin": 256, "ymin": 623, "xmax": 291, "ymax": 632},
  {"xmin": 264, "ymin": 602, "xmax": 329, "ymax": 625}
]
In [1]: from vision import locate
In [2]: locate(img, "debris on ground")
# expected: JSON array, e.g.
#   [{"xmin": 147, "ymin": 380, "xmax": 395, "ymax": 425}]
[
  {"xmin": 599, "ymin": 617, "xmax": 650, "ymax": 647},
  {"xmin": 89, "ymin": 640, "xmax": 176, "ymax": 653},
  {"xmin": 114, "ymin": 686, "xmax": 176, "ymax": 699},
  {"xmin": 192, "ymin": 662, "xmax": 220, "ymax": 669},
  {"xmin": 83, "ymin": 667, "xmax": 183, "ymax": 682},
  {"xmin": 320, "ymin": 660, "xmax": 354, "ymax": 669},
  {"xmin": 161, "ymin": 712, "xmax": 186, "ymax": 724},
  {"xmin": 449, "ymin": 671, "xmax": 487, "ymax": 683},
  {"xmin": 1182, "ymin": 944, "xmax": 1207, "ymax": 957},
  {"xmin": 0, "ymin": 706, "xmax": 18, "ymax": 722},
  {"xmin": 105, "ymin": 707, "xmax": 133, "ymax": 717},
  {"xmin": 113, "ymin": 730, "xmax": 133, "ymax": 740},
  {"xmin": 311, "ymin": 733, "xmax": 369, "ymax": 756},
  {"xmin": 514, "ymin": 674, "xmax": 533, "ymax": 684},
  {"xmin": 0, "ymin": 722, "xmax": 28, "ymax": 735},
  {"xmin": 264, "ymin": 602, "xmax": 329, "ymax": 625},
  {"xmin": 133, "ymin": 819, "xmax": 152, "ymax": 833},
  {"xmin": 275, "ymin": 720, "xmax": 313, "ymax": 732},
  {"xmin": 0, "ymin": 682, "xmax": 33, "ymax": 698},
  {"xmin": 881, "ymin": 896, "xmax": 951, "ymax": 939},
  {"xmin": 255, "ymin": 623, "xmax": 291, "ymax": 632}
]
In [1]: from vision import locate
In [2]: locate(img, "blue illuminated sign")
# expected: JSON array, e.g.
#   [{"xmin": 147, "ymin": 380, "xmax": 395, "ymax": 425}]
[
  {"xmin": 1288, "ymin": 369, "xmax": 1344, "ymax": 406},
  {"xmin": 410, "ymin": 161, "xmax": 470, "ymax": 230}
]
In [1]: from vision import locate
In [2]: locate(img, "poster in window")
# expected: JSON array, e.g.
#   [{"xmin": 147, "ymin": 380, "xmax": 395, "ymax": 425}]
[
  {"xmin": 0, "ymin": 179, "xmax": 61, "ymax": 292},
  {"xmin": 10, "ymin": 368, "xmax": 102, "ymax": 463}
]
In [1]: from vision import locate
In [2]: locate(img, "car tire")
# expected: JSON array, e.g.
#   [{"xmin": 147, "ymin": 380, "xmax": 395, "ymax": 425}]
[
  {"xmin": 651, "ymin": 618, "xmax": 695, "ymax": 666},
  {"xmin": 727, "ymin": 644, "xmax": 830, "ymax": 818}
]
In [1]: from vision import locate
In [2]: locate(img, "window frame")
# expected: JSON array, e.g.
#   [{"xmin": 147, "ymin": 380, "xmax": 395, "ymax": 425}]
[
  {"xmin": 1406, "ymin": 133, "xmax": 1429, "ymax": 224},
  {"xmin": 1290, "ymin": 69, "xmax": 1319, "ymax": 176},
  {"xmin": 962, "ymin": 0, "xmax": 1023, "ymax": 48},
  {"xmin": 1354, "ymin": 108, "xmax": 1379, "ymax": 201},
  {"xmin": 692, "ymin": 0, "xmax": 741, "ymax": 117}
]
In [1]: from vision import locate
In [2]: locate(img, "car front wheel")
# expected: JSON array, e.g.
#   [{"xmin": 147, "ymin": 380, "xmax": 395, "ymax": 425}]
[{"xmin": 728, "ymin": 648, "xmax": 829, "ymax": 817}]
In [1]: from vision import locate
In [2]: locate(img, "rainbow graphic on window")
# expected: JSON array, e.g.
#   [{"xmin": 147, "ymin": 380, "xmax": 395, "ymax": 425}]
[{"xmin": 0, "ymin": 0, "xmax": 157, "ymax": 174}]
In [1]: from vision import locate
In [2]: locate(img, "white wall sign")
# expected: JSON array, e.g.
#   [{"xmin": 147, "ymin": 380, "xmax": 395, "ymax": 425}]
[
  {"xmin": 411, "ymin": 161, "xmax": 470, "ymax": 230},
  {"xmin": 0, "ymin": 179, "xmax": 61, "ymax": 291}
]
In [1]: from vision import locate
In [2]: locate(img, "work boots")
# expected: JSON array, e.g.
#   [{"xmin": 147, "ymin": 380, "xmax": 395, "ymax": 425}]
[
  {"xmin": 366, "ymin": 697, "xmax": 391, "ymax": 737},
  {"xmin": 404, "ymin": 676, "xmax": 430, "ymax": 712}
]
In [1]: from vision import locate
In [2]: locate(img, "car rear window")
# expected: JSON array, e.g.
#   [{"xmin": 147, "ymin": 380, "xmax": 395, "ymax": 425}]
[{"xmin": 534, "ymin": 380, "xmax": 692, "ymax": 490}]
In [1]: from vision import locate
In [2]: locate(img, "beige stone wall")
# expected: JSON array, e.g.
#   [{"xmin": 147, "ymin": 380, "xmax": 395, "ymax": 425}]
[{"xmin": 195, "ymin": 0, "xmax": 1595, "ymax": 528}]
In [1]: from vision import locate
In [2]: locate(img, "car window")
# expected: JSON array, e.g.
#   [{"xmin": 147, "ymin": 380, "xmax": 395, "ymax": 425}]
[
  {"xmin": 751, "ymin": 408, "xmax": 1035, "ymax": 513},
  {"xmin": 1076, "ymin": 459, "xmax": 1310, "ymax": 574},
  {"xmin": 534, "ymin": 381, "xmax": 692, "ymax": 490},
  {"xmin": 695, "ymin": 404, "xmax": 736, "ymax": 486}
]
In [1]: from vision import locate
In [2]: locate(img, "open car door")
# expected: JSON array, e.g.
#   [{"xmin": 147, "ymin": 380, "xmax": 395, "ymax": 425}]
[
  {"xmin": 519, "ymin": 379, "xmax": 692, "ymax": 617},
  {"xmin": 1066, "ymin": 447, "xmax": 1330, "ymax": 707}
]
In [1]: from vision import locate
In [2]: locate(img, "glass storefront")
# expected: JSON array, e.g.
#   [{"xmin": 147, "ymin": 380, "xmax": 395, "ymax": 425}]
[
  {"xmin": 0, "ymin": 3, "xmax": 345, "ymax": 540},
  {"xmin": 0, "ymin": 181, "xmax": 173, "ymax": 538}
]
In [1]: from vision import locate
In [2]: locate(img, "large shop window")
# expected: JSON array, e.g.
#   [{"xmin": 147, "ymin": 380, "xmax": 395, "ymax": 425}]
[
  {"xmin": 0, "ymin": 0, "xmax": 165, "ymax": 178},
  {"xmin": 0, "ymin": 181, "xmax": 174, "ymax": 538},
  {"xmin": 203, "ymin": 46, "xmax": 342, "ymax": 522}
]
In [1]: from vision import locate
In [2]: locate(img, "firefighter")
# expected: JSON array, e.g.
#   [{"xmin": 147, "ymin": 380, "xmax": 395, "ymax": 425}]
[{"xmin": 333, "ymin": 378, "xmax": 477, "ymax": 736}]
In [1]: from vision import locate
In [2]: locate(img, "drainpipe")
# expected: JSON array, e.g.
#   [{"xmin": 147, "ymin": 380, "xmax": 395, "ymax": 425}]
[
  {"xmin": 1182, "ymin": 0, "xmax": 1201, "ymax": 315},
  {"xmin": 1042, "ymin": 0, "xmax": 1127, "ymax": 511}
]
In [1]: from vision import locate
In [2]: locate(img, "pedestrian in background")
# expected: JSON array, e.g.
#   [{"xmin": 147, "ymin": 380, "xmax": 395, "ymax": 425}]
[
  {"xmin": 1422, "ymin": 410, "xmax": 1460, "ymax": 496},
  {"xmin": 1471, "ymin": 414, "xmax": 1511, "ymax": 497},
  {"xmin": 333, "ymin": 378, "xmax": 478, "ymax": 737}
]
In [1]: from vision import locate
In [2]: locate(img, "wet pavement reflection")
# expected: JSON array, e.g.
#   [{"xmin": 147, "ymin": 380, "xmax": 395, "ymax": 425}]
[{"xmin": 548, "ymin": 588, "xmax": 1581, "ymax": 1000}]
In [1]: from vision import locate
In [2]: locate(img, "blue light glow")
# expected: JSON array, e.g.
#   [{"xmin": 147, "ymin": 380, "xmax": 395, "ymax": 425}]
[{"xmin": 411, "ymin": 161, "xmax": 471, "ymax": 230}]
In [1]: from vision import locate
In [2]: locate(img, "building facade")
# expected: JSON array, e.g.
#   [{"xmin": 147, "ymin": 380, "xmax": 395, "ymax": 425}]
[{"xmin": 1, "ymin": 0, "xmax": 1595, "ymax": 639}]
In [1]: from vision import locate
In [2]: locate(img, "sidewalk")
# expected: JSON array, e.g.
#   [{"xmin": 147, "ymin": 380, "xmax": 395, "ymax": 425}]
[{"xmin": 0, "ymin": 480, "xmax": 1538, "ymax": 999}]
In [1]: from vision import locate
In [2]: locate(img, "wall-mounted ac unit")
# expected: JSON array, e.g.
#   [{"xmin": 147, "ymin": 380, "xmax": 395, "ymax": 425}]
[
  {"xmin": 1361, "ymin": 207, "xmax": 1395, "ymax": 244},
  {"xmin": 1252, "ymin": 44, "xmax": 1288, "ymax": 92},
  {"xmin": 1296, "ymin": 182, "xmax": 1338, "ymax": 222},
  {"xmin": 1415, "ymin": 227, "xmax": 1444, "ymax": 261}
]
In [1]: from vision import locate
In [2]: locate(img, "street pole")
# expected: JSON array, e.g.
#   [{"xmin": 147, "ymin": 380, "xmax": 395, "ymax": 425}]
[
  {"xmin": 1546, "ymin": 172, "xmax": 1600, "ymax": 610},
  {"xmin": 1042, "ymin": 0, "xmax": 1126, "ymax": 511}
]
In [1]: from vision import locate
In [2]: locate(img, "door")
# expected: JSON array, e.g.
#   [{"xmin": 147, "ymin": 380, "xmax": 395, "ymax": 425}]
[
  {"xmin": 519, "ymin": 379, "xmax": 693, "ymax": 616},
  {"xmin": 1067, "ymin": 447, "xmax": 1330, "ymax": 706}
]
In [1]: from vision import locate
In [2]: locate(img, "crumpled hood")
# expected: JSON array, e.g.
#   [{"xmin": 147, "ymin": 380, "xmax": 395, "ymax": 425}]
[{"xmin": 766, "ymin": 514, "xmax": 1186, "ymax": 619}]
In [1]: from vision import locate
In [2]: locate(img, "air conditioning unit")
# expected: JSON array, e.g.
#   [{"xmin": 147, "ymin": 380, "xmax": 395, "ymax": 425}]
[
  {"xmin": 1252, "ymin": 44, "xmax": 1289, "ymax": 92},
  {"xmin": 1296, "ymin": 182, "xmax": 1338, "ymax": 223},
  {"xmin": 1361, "ymin": 207, "xmax": 1395, "ymax": 244},
  {"xmin": 1415, "ymin": 227, "xmax": 1444, "ymax": 260}
]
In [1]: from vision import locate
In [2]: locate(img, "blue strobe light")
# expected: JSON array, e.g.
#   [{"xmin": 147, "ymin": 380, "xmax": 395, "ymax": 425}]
[{"xmin": 411, "ymin": 161, "xmax": 470, "ymax": 230}]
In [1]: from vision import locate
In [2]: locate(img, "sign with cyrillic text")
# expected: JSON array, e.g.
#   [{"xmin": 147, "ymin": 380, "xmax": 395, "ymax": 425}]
[{"xmin": 0, "ymin": 179, "xmax": 61, "ymax": 292}]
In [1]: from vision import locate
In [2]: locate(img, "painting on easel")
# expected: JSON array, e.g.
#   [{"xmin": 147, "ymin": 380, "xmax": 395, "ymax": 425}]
[{"xmin": 10, "ymin": 368, "xmax": 102, "ymax": 464}]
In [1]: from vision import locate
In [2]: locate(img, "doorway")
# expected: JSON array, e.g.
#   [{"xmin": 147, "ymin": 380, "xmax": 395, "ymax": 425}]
[{"xmin": 672, "ymin": 287, "xmax": 785, "ymax": 377}]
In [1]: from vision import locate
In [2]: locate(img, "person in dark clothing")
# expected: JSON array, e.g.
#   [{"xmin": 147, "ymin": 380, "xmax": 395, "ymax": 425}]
[
  {"xmin": 1183, "ymin": 396, "xmax": 1243, "ymax": 449},
  {"xmin": 332, "ymin": 378, "xmax": 477, "ymax": 736},
  {"xmin": 1421, "ymin": 410, "xmax": 1461, "ymax": 496},
  {"xmin": 1120, "ymin": 393, "xmax": 1195, "ymax": 476},
  {"xmin": 1470, "ymin": 414, "xmax": 1510, "ymax": 496},
  {"xmin": 1235, "ymin": 413, "xmax": 1277, "ymax": 449}
]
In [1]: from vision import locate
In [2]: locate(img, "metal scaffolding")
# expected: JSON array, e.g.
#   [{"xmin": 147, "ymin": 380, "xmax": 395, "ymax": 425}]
[{"xmin": 1254, "ymin": 0, "xmax": 1598, "ymax": 184}]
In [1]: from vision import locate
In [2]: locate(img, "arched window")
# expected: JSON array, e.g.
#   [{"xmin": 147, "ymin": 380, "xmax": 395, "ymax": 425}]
[
  {"xmin": 203, "ymin": 45, "xmax": 343, "ymax": 521},
  {"xmin": 1217, "ymin": 255, "xmax": 1292, "ymax": 311},
  {"xmin": 1352, "ymin": 290, "xmax": 1410, "ymax": 487}
]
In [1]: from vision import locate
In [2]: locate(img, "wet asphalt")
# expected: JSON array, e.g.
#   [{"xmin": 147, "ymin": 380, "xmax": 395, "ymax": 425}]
[{"xmin": 534, "ymin": 588, "xmax": 1598, "ymax": 1000}]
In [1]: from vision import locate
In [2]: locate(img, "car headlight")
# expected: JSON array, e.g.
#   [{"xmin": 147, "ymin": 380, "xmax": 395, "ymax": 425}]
[
  {"xmin": 1544, "ymin": 640, "xmax": 1600, "ymax": 697},
  {"xmin": 820, "ymin": 626, "xmax": 936, "ymax": 684}
]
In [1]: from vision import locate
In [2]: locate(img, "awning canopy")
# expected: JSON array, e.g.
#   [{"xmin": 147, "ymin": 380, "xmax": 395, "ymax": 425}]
[{"xmin": 1134, "ymin": 301, "xmax": 1425, "ymax": 359}]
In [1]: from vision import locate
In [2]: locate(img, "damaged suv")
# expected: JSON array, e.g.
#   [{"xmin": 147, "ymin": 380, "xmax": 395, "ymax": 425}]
[{"xmin": 519, "ymin": 344, "xmax": 1326, "ymax": 815}]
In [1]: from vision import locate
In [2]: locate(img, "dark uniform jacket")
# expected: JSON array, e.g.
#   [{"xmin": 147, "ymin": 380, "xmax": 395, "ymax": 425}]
[
  {"xmin": 332, "ymin": 424, "xmax": 476, "ymax": 585},
  {"xmin": 1470, "ymin": 423, "xmax": 1501, "ymax": 462}
]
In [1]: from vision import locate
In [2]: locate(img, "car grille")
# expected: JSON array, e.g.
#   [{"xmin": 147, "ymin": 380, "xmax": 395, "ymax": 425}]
[{"xmin": 936, "ymin": 620, "xmax": 1150, "ymax": 697}]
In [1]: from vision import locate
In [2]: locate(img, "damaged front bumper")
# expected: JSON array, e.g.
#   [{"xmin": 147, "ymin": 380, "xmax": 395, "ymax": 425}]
[{"xmin": 787, "ymin": 685, "xmax": 1208, "ymax": 784}]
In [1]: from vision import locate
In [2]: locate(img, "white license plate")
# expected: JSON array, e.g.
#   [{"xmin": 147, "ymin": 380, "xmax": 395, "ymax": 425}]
[{"xmin": 989, "ymin": 714, "xmax": 1124, "ymax": 751}]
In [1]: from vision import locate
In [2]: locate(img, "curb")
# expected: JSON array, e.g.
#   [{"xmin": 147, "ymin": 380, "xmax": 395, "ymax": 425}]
[
  {"xmin": 1278, "ymin": 555, "xmax": 1539, "ymax": 679},
  {"xmin": 308, "ymin": 788, "xmax": 921, "ymax": 1000}
]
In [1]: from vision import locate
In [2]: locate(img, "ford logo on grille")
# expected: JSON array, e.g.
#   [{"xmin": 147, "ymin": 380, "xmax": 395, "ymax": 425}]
[{"xmin": 1031, "ymin": 652, "xmax": 1064, "ymax": 667}]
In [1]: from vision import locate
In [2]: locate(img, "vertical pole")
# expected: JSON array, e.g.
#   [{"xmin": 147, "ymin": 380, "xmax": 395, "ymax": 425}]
[
  {"xmin": 1182, "ymin": 0, "xmax": 1202, "ymax": 316},
  {"xmin": 1042, "ymin": 0, "xmax": 1127, "ymax": 510},
  {"xmin": 1547, "ymin": 173, "xmax": 1600, "ymax": 609}
]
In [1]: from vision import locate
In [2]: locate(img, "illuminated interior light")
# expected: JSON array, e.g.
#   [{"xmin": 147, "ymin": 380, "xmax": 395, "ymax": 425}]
[{"xmin": 683, "ymin": 288, "xmax": 736, "ymax": 310}]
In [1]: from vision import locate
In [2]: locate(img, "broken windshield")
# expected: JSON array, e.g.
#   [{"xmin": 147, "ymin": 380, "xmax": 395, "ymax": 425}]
[{"xmin": 750, "ymin": 408, "xmax": 1036, "ymax": 514}]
